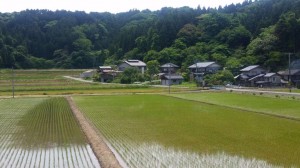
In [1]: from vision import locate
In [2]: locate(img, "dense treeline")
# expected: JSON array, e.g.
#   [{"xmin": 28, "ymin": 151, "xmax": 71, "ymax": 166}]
[{"xmin": 0, "ymin": 0, "xmax": 300, "ymax": 73}]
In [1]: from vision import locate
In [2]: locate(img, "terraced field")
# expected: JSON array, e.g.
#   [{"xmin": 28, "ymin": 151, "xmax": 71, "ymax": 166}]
[
  {"xmin": 0, "ymin": 97, "xmax": 100, "ymax": 167},
  {"xmin": 74, "ymin": 94, "xmax": 300, "ymax": 167}
]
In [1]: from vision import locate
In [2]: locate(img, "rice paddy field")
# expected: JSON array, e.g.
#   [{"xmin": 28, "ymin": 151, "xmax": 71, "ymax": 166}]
[
  {"xmin": 0, "ymin": 69, "xmax": 181, "ymax": 96},
  {"xmin": 0, "ymin": 97, "xmax": 100, "ymax": 167},
  {"xmin": 171, "ymin": 92, "xmax": 300, "ymax": 119},
  {"xmin": 1, "ymin": 69, "xmax": 300, "ymax": 167},
  {"xmin": 74, "ymin": 94, "xmax": 300, "ymax": 167}
]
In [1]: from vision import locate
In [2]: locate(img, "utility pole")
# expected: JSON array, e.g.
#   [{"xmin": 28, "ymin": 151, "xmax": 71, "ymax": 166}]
[
  {"xmin": 288, "ymin": 53, "xmax": 291, "ymax": 93},
  {"xmin": 195, "ymin": 61, "xmax": 198, "ymax": 87},
  {"xmin": 168, "ymin": 63, "xmax": 170, "ymax": 94},
  {"xmin": 11, "ymin": 66, "xmax": 15, "ymax": 98}
]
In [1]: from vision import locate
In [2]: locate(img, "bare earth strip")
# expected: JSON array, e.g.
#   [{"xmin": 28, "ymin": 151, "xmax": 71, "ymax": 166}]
[{"xmin": 66, "ymin": 96, "xmax": 122, "ymax": 168}]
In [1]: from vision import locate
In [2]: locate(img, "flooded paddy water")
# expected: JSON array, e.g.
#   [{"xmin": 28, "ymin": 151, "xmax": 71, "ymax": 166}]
[{"xmin": 0, "ymin": 97, "xmax": 100, "ymax": 168}]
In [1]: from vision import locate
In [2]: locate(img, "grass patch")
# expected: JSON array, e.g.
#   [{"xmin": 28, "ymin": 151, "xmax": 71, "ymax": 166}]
[{"xmin": 74, "ymin": 94, "xmax": 300, "ymax": 167}]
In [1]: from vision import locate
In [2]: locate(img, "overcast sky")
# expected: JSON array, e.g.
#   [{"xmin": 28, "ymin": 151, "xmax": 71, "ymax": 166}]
[{"xmin": 0, "ymin": 0, "xmax": 245, "ymax": 13}]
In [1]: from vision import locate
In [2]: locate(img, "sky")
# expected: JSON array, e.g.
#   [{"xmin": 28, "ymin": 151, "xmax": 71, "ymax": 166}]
[{"xmin": 0, "ymin": 0, "xmax": 245, "ymax": 14}]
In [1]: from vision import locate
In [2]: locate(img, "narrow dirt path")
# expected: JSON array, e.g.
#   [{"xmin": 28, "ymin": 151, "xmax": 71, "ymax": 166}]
[{"xmin": 66, "ymin": 96, "xmax": 122, "ymax": 168}]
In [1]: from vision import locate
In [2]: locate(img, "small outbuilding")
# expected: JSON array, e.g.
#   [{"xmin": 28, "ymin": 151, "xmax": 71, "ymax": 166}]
[
  {"xmin": 98, "ymin": 66, "xmax": 119, "ymax": 82},
  {"xmin": 160, "ymin": 74, "xmax": 184, "ymax": 86}
]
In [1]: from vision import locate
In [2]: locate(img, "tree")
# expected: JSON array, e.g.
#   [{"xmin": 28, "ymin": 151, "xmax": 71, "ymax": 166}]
[
  {"xmin": 275, "ymin": 12, "xmax": 300, "ymax": 52},
  {"xmin": 72, "ymin": 38, "xmax": 93, "ymax": 51},
  {"xmin": 225, "ymin": 57, "xmax": 241, "ymax": 75},
  {"xmin": 177, "ymin": 24, "xmax": 201, "ymax": 46},
  {"xmin": 204, "ymin": 70, "xmax": 234, "ymax": 86},
  {"xmin": 217, "ymin": 25, "xmax": 251, "ymax": 48},
  {"xmin": 120, "ymin": 67, "xmax": 144, "ymax": 84},
  {"xmin": 146, "ymin": 60, "xmax": 160, "ymax": 81}
]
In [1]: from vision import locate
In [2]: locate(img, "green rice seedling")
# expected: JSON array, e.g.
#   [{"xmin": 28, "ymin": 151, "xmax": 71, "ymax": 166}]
[
  {"xmin": 0, "ymin": 97, "xmax": 100, "ymax": 167},
  {"xmin": 74, "ymin": 94, "xmax": 300, "ymax": 167}
]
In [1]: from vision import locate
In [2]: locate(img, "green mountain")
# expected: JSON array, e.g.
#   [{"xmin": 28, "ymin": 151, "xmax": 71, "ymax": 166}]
[{"xmin": 0, "ymin": 0, "xmax": 299, "ymax": 72}]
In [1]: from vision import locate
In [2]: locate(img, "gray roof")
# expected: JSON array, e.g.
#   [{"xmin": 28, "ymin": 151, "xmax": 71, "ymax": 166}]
[
  {"xmin": 161, "ymin": 74, "xmax": 184, "ymax": 80},
  {"xmin": 240, "ymin": 65, "xmax": 260, "ymax": 72},
  {"xmin": 161, "ymin": 63, "xmax": 179, "ymax": 68},
  {"xmin": 234, "ymin": 74, "xmax": 249, "ymax": 79},
  {"xmin": 188, "ymin": 62, "xmax": 217, "ymax": 68},
  {"xmin": 124, "ymin": 60, "xmax": 146, "ymax": 67},
  {"xmin": 264, "ymin": 73, "xmax": 276, "ymax": 77},
  {"xmin": 278, "ymin": 69, "xmax": 300, "ymax": 76},
  {"xmin": 249, "ymin": 74, "xmax": 264, "ymax": 81}
]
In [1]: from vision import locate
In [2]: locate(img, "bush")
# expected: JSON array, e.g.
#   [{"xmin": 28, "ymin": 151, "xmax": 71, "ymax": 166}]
[
  {"xmin": 204, "ymin": 70, "xmax": 235, "ymax": 86},
  {"xmin": 120, "ymin": 68, "xmax": 145, "ymax": 84}
]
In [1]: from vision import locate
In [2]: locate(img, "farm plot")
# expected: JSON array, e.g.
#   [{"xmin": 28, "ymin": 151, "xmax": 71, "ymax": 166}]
[
  {"xmin": 0, "ymin": 69, "xmax": 161, "ymax": 96},
  {"xmin": 74, "ymin": 94, "xmax": 300, "ymax": 167},
  {"xmin": 0, "ymin": 97, "xmax": 100, "ymax": 168},
  {"xmin": 171, "ymin": 92, "xmax": 300, "ymax": 119}
]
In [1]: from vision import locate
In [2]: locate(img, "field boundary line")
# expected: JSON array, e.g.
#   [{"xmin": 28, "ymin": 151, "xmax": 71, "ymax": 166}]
[
  {"xmin": 66, "ymin": 96, "xmax": 123, "ymax": 168},
  {"xmin": 163, "ymin": 94, "xmax": 300, "ymax": 122}
]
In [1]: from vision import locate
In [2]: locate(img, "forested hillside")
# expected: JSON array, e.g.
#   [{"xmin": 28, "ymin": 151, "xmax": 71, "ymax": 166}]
[{"xmin": 0, "ymin": 0, "xmax": 300, "ymax": 73}]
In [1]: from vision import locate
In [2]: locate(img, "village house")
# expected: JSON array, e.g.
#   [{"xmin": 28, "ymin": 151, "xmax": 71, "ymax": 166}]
[
  {"xmin": 234, "ymin": 65, "xmax": 267, "ymax": 86},
  {"xmin": 160, "ymin": 63, "xmax": 179, "ymax": 74},
  {"xmin": 263, "ymin": 73, "xmax": 283, "ymax": 86},
  {"xmin": 278, "ymin": 69, "xmax": 300, "ymax": 85},
  {"xmin": 254, "ymin": 73, "xmax": 285, "ymax": 87},
  {"xmin": 97, "ymin": 66, "xmax": 119, "ymax": 82},
  {"xmin": 159, "ymin": 63, "xmax": 183, "ymax": 85},
  {"xmin": 188, "ymin": 61, "xmax": 221, "ymax": 82},
  {"xmin": 118, "ymin": 60, "xmax": 146, "ymax": 74},
  {"xmin": 160, "ymin": 74, "xmax": 184, "ymax": 85},
  {"xmin": 235, "ymin": 65, "xmax": 286, "ymax": 87}
]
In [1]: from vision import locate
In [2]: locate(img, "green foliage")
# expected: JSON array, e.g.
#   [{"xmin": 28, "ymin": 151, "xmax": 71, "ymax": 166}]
[
  {"xmin": 146, "ymin": 60, "xmax": 160, "ymax": 81},
  {"xmin": 0, "ymin": 0, "xmax": 300, "ymax": 71},
  {"xmin": 177, "ymin": 24, "xmax": 201, "ymax": 45},
  {"xmin": 225, "ymin": 57, "xmax": 241, "ymax": 75},
  {"xmin": 72, "ymin": 38, "xmax": 93, "ymax": 51},
  {"xmin": 120, "ymin": 67, "xmax": 145, "ymax": 84},
  {"xmin": 204, "ymin": 70, "xmax": 234, "ymax": 86}
]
